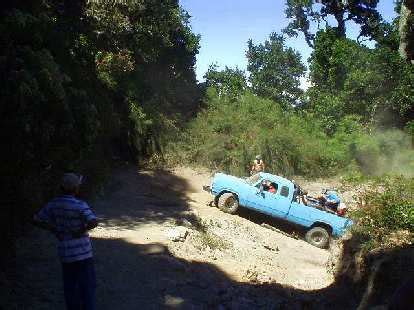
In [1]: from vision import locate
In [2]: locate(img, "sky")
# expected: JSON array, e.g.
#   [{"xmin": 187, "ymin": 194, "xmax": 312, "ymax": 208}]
[{"xmin": 179, "ymin": 0, "xmax": 397, "ymax": 88}]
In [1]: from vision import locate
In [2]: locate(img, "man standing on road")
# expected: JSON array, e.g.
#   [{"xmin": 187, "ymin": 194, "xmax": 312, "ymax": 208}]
[{"xmin": 33, "ymin": 173, "xmax": 98, "ymax": 310}]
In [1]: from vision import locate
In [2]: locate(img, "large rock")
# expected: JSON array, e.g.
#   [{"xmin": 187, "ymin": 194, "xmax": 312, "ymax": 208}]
[{"xmin": 167, "ymin": 226, "xmax": 189, "ymax": 242}]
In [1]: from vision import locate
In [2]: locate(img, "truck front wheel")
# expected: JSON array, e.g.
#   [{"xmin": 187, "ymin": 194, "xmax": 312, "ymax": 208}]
[
  {"xmin": 218, "ymin": 193, "xmax": 239, "ymax": 214},
  {"xmin": 305, "ymin": 227, "xmax": 330, "ymax": 248}
]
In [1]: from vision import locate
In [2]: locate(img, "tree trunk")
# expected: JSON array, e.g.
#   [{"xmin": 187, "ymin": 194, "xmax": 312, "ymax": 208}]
[
  {"xmin": 335, "ymin": 11, "xmax": 346, "ymax": 38},
  {"xmin": 399, "ymin": 0, "xmax": 414, "ymax": 63},
  {"xmin": 331, "ymin": 0, "xmax": 346, "ymax": 38}
]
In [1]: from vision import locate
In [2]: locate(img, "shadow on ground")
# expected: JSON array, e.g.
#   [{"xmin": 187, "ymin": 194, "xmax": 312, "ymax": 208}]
[
  {"xmin": 91, "ymin": 236, "xmax": 414, "ymax": 310},
  {"xmin": 92, "ymin": 237, "xmax": 357, "ymax": 310},
  {"xmin": 93, "ymin": 166, "xmax": 198, "ymax": 230}
]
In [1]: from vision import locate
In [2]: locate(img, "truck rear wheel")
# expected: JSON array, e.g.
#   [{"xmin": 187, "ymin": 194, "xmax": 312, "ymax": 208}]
[
  {"xmin": 305, "ymin": 226, "xmax": 330, "ymax": 248},
  {"xmin": 218, "ymin": 193, "xmax": 239, "ymax": 214}
]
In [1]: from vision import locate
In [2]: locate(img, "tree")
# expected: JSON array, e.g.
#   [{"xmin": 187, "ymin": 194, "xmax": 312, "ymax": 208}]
[
  {"xmin": 398, "ymin": 0, "xmax": 414, "ymax": 63},
  {"xmin": 284, "ymin": 0, "xmax": 382, "ymax": 47},
  {"xmin": 246, "ymin": 33, "xmax": 305, "ymax": 108},
  {"xmin": 204, "ymin": 64, "xmax": 247, "ymax": 99},
  {"xmin": 307, "ymin": 29, "xmax": 378, "ymax": 133},
  {"xmin": 308, "ymin": 27, "xmax": 414, "ymax": 132},
  {"xmin": 87, "ymin": 0, "xmax": 201, "ymax": 156}
]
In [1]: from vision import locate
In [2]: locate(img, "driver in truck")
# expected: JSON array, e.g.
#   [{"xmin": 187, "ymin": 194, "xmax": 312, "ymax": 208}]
[{"xmin": 264, "ymin": 180, "xmax": 277, "ymax": 193}]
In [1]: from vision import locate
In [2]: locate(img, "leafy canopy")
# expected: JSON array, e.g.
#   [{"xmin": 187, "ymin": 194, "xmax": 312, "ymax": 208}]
[
  {"xmin": 246, "ymin": 33, "xmax": 306, "ymax": 108},
  {"xmin": 307, "ymin": 27, "xmax": 414, "ymax": 133},
  {"xmin": 204, "ymin": 64, "xmax": 247, "ymax": 100}
]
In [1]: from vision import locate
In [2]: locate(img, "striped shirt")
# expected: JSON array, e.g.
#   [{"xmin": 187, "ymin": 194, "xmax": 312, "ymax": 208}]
[{"xmin": 36, "ymin": 195, "xmax": 97, "ymax": 263}]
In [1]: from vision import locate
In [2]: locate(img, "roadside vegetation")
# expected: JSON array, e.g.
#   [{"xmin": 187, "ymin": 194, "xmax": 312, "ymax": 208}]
[
  {"xmin": 167, "ymin": 89, "xmax": 414, "ymax": 179},
  {"xmin": 1, "ymin": 0, "xmax": 414, "ymax": 305},
  {"xmin": 348, "ymin": 176, "xmax": 414, "ymax": 250}
]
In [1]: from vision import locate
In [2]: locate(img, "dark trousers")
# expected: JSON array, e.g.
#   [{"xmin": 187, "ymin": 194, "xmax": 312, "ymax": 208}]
[{"xmin": 62, "ymin": 258, "xmax": 96, "ymax": 310}]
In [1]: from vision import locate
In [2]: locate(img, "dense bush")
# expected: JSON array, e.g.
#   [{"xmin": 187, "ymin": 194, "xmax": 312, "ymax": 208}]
[
  {"xmin": 168, "ymin": 90, "xmax": 337, "ymax": 177},
  {"xmin": 351, "ymin": 176, "xmax": 414, "ymax": 249},
  {"xmin": 167, "ymin": 89, "xmax": 414, "ymax": 179}
]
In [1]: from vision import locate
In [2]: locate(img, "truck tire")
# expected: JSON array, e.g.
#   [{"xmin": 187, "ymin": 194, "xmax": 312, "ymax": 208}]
[
  {"xmin": 218, "ymin": 193, "xmax": 239, "ymax": 214},
  {"xmin": 305, "ymin": 226, "xmax": 330, "ymax": 248}
]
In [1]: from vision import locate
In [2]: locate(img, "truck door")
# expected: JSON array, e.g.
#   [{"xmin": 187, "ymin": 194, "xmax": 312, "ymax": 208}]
[
  {"xmin": 265, "ymin": 184, "xmax": 291, "ymax": 218},
  {"xmin": 247, "ymin": 181, "xmax": 291, "ymax": 218},
  {"xmin": 244, "ymin": 183, "xmax": 265, "ymax": 210}
]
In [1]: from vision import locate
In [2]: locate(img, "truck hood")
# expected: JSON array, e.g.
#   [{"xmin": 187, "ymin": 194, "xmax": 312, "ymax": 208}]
[
  {"xmin": 211, "ymin": 172, "xmax": 246, "ymax": 193},
  {"xmin": 214, "ymin": 172, "xmax": 245, "ymax": 183},
  {"xmin": 213, "ymin": 172, "xmax": 246, "ymax": 183}
]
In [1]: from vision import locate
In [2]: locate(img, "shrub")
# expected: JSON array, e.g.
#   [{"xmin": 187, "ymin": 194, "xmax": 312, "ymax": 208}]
[{"xmin": 351, "ymin": 176, "xmax": 414, "ymax": 249}]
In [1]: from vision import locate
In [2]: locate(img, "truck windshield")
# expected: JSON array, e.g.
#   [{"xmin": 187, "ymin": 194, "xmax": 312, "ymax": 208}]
[{"xmin": 245, "ymin": 173, "xmax": 262, "ymax": 186}]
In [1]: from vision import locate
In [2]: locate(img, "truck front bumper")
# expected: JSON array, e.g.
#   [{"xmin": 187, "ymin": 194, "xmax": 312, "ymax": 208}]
[{"xmin": 202, "ymin": 185, "xmax": 211, "ymax": 193}]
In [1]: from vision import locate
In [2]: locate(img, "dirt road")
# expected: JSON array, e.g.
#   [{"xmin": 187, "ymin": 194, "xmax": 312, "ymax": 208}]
[{"xmin": 10, "ymin": 166, "xmax": 358, "ymax": 309}]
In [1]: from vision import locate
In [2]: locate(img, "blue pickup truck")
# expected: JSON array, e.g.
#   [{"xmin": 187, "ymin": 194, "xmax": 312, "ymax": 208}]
[{"xmin": 203, "ymin": 172, "xmax": 352, "ymax": 248}]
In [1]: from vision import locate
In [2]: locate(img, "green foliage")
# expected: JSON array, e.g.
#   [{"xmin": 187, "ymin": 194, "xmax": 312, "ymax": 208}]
[
  {"xmin": 96, "ymin": 50, "xmax": 135, "ymax": 89},
  {"xmin": 246, "ymin": 33, "xmax": 306, "ymax": 108},
  {"xmin": 351, "ymin": 176, "xmax": 414, "ymax": 249},
  {"xmin": 308, "ymin": 28, "xmax": 414, "ymax": 132},
  {"xmin": 168, "ymin": 88, "xmax": 414, "ymax": 179},
  {"xmin": 406, "ymin": 120, "xmax": 414, "ymax": 137},
  {"xmin": 89, "ymin": 0, "xmax": 201, "ymax": 135},
  {"xmin": 308, "ymin": 30, "xmax": 379, "ymax": 123},
  {"xmin": 398, "ymin": 1, "xmax": 414, "ymax": 62},
  {"xmin": 204, "ymin": 64, "xmax": 247, "ymax": 100},
  {"xmin": 168, "ymin": 90, "xmax": 363, "ymax": 177},
  {"xmin": 303, "ymin": 3, "xmax": 413, "ymax": 134}
]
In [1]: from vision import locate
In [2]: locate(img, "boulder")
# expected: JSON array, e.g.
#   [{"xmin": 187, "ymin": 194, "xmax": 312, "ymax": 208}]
[{"xmin": 167, "ymin": 226, "xmax": 189, "ymax": 242}]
